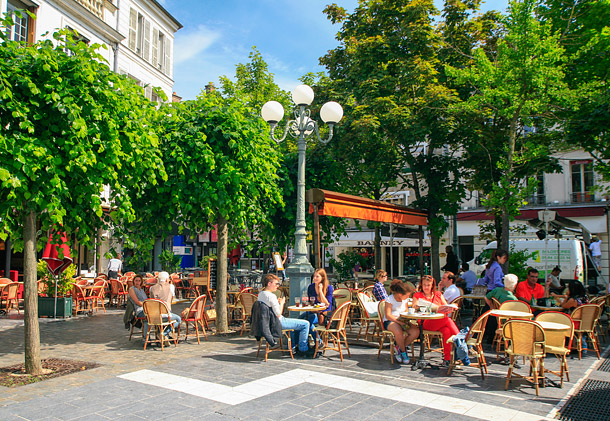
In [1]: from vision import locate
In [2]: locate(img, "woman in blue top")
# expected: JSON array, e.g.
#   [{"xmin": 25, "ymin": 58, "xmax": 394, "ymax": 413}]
[
  {"xmin": 480, "ymin": 249, "xmax": 508, "ymax": 291},
  {"xmin": 307, "ymin": 268, "xmax": 334, "ymax": 325}
]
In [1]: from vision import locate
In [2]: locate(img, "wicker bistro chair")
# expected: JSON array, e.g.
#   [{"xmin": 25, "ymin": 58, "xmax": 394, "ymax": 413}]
[
  {"xmin": 90, "ymin": 282, "xmax": 107, "ymax": 313},
  {"xmin": 314, "ymin": 301, "xmax": 352, "ymax": 361},
  {"xmin": 589, "ymin": 298, "xmax": 608, "ymax": 343},
  {"xmin": 356, "ymin": 292, "xmax": 380, "ymax": 342},
  {"xmin": 182, "ymin": 294, "xmax": 208, "ymax": 344},
  {"xmin": 142, "ymin": 299, "xmax": 178, "ymax": 350},
  {"xmin": 109, "ymin": 279, "xmax": 128, "ymax": 307},
  {"xmin": 376, "ymin": 301, "xmax": 397, "ymax": 364},
  {"xmin": 129, "ymin": 314, "xmax": 147, "ymax": 341},
  {"xmin": 236, "ymin": 292, "xmax": 258, "ymax": 336},
  {"xmin": 257, "ymin": 328, "xmax": 295, "ymax": 362},
  {"xmin": 71, "ymin": 284, "xmax": 86, "ymax": 315},
  {"xmin": 333, "ymin": 288, "xmax": 353, "ymax": 327},
  {"xmin": 493, "ymin": 300, "xmax": 533, "ymax": 358},
  {"xmin": 0, "ymin": 282, "xmax": 20, "ymax": 314},
  {"xmin": 502, "ymin": 319, "xmax": 546, "ymax": 396},
  {"xmin": 447, "ymin": 310, "xmax": 491, "ymax": 379},
  {"xmin": 570, "ymin": 304, "xmax": 602, "ymax": 359},
  {"xmin": 535, "ymin": 311, "xmax": 574, "ymax": 387}
]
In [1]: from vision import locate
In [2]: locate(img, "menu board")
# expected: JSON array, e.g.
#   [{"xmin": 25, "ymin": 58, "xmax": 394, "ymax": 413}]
[{"xmin": 208, "ymin": 258, "xmax": 217, "ymax": 290}]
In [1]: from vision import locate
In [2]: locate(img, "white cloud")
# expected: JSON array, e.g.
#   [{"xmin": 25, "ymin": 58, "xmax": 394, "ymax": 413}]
[{"xmin": 174, "ymin": 25, "xmax": 220, "ymax": 64}]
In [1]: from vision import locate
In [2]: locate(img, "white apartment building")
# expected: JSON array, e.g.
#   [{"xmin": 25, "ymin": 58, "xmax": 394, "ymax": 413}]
[{"xmin": 1, "ymin": 0, "xmax": 182, "ymax": 100}]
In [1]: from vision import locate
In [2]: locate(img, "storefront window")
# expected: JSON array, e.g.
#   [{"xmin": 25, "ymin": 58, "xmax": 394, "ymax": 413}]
[{"xmin": 403, "ymin": 247, "xmax": 431, "ymax": 275}]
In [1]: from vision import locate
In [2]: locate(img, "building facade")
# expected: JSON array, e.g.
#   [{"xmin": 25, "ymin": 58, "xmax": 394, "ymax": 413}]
[{"xmin": 1, "ymin": 0, "xmax": 181, "ymax": 100}]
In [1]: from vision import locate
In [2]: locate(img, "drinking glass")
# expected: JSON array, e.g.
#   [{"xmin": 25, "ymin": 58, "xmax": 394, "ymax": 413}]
[
  {"xmin": 302, "ymin": 297, "xmax": 309, "ymax": 307},
  {"xmin": 295, "ymin": 297, "xmax": 301, "ymax": 307}
]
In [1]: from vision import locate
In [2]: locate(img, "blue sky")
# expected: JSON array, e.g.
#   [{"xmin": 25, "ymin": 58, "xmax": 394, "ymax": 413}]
[{"xmin": 160, "ymin": 0, "xmax": 509, "ymax": 100}]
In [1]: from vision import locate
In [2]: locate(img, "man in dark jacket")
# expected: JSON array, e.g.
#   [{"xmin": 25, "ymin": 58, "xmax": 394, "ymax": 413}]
[
  {"xmin": 441, "ymin": 245, "xmax": 459, "ymax": 275},
  {"xmin": 257, "ymin": 274, "xmax": 313, "ymax": 357}
]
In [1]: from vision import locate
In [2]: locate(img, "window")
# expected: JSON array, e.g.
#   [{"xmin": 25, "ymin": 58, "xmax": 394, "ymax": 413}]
[
  {"xmin": 571, "ymin": 160, "xmax": 594, "ymax": 203},
  {"xmin": 129, "ymin": 8, "xmax": 149, "ymax": 59},
  {"xmin": 6, "ymin": 0, "xmax": 32, "ymax": 43},
  {"xmin": 64, "ymin": 27, "xmax": 90, "ymax": 56},
  {"xmin": 526, "ymin": 175, "xmax": 546, "ymax": 205},
  {"xmin": 153, "ymin": 30, "xmax": 171, "ymax": 76}
]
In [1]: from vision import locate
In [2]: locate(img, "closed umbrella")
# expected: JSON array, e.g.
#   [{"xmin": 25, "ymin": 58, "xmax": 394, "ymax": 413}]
[{"xmin": 42, "ymin": 232, "xmax": 73, "ymax": 318}]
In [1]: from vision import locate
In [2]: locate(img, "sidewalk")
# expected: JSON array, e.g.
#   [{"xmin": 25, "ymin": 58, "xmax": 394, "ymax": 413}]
[{"xmin": 0, "ymin": 307, "xmax": 608, "ymax": 420}]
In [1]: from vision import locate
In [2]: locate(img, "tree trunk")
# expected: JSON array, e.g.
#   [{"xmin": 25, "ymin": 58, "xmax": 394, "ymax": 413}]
[
  {"xmin": 23, "ymin": 210, "xmax": 42, "ymax": 375},
  {"xmin": 418, "ymin": 226, "xmax": 425, "ymax": 277},
  {"xmin": 501, "ymin": 206, "xmax": 510, "ymax": 272},
  {"xmin": 374, "ymin": 224, "xmax": 381, "ymax": 271},
  {"xmin": 431, "ymin": 232, "xmax": 441, "ymax": 281},
  {"xmin": 216, "ymin": 215, "xmax": 229, "ymax": 333}
]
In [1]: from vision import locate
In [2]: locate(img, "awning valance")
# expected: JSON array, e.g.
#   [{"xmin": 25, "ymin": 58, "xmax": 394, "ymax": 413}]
[{"xmin": 306, "ymin": 189, "xmax": 427, "ymax": 226}]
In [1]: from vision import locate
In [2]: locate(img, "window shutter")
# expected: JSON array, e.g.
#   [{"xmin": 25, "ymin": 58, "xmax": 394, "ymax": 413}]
[
  {"xmin": 164, "ymin": 37, "xmax": 171, "ymax": 76},
  {"xmin": 152, "ymin": 28, "xmax": 158, "ymax": 68},
  {"xmin": 143, "ymin": 20, "xmax": 150, "ymax": 61},
  {"xmin": 128, "ymin": 9, "xmax": 137, "ymax": 51},
  {"xmin": 145, "ymin": 86, "xmax": 152, "ymax": 100}
]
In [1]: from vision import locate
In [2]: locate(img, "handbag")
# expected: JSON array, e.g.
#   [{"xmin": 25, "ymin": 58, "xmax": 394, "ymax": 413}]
[{"xmin": 204, "ymin": 307, "xmax": 217, "ymax": 320}]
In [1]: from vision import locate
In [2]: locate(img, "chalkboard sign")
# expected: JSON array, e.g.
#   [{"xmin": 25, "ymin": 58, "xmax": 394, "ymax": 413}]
[{"xmin": 208, "ymin": 258, "xmax": 217, "ymax": 290}]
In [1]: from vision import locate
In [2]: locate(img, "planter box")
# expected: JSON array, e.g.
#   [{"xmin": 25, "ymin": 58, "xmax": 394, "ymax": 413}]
[{"xmin": 38, "ymin": 297, "xmax": 72, "ymax": 318}]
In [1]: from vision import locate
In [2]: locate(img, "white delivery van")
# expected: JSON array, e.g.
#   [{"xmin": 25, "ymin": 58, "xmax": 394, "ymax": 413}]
[{"xmin": 468, "ymin": 239, "xmax": 587, "ymax": 283}]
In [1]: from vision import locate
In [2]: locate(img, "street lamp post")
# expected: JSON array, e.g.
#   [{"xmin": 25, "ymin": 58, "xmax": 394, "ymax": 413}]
[{"xmin": 261, "ymin": 85, "xmax": 343, "ymax": 309}]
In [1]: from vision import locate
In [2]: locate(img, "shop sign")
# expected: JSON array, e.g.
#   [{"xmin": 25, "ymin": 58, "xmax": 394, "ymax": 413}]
[{"xmin": 357, "ymin": 240, "xmax": 405, "ymax": 246}]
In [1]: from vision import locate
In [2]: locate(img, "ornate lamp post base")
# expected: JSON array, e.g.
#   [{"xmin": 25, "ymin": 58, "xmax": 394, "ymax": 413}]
[{"xmin": 286, "ymin": 258, "xmax": 314, "ymax": 315}]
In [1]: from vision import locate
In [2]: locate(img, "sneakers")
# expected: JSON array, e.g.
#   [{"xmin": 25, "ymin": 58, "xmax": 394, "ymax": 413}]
[
  {"xmin": 401, "ymin": 352, "xmax": 410, "ymax": 364},
  {"xmin": 394, "ymin": 350, "xmax": 403, "ymax": 363}
]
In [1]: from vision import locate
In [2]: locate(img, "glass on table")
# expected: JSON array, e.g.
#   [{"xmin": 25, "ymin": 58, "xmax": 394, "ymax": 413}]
[
  {"xmin": 302, "ymin": 297, "xmax": 310, "ymax": 307},
  {"xmin": 295, "ymin": 297, "xmax": 301, "ymax": 307}
]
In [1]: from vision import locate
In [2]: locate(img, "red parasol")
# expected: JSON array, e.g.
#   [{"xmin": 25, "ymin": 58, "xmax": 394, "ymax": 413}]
[
  {"xmin": 229, "ymin": 245, "xmax": 241, "ymax": 266},
  {"xmin": 42, "ymin": 232, "xmax": 73, "ymax": 276}
]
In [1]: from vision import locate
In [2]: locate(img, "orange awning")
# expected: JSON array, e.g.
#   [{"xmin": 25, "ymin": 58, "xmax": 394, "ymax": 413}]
[{"xmin": 307, "ymin": 189, "xmax": 427, "ymax": 226}]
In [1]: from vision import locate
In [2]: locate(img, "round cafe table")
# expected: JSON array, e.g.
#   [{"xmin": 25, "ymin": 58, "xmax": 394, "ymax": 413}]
[
  {"xmin": 489, "ymin": 309, "xmax": 533, "ymax": 318},
  {"xmin": 287, "ymin": 304, "xmax": 328, "ymax": 313},
  {"xmin": 536, "ymin": 320, "xmax": 570, "ymax": 331},
  {"xmin": 400, "ymin": 312, "xmax": 445, "ymax": 370}
]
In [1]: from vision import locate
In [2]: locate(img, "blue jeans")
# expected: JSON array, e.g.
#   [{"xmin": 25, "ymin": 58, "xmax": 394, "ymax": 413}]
[
  {"xmin": 137, "ymin": 310, "xmax": 181, "ymax": 337},
  {"xmin": 280, "ymin": 316, "xmax": 310, "ymax": 352},
  {"xmin": 299, "ymin": 312, "xmax": 323, "ymax": 344}
]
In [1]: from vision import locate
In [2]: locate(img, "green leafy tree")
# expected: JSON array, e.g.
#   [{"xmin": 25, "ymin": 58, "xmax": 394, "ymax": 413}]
[
  {"xmin": 154, "ymin": 92, "xmax": 283, "ymax": 333},
  {"xmin": 0, "ymin": 17, "xmax": 164, "ymax": 374},
  {"xmin": 447, "ymin": 0, "xmax": 570, "ymax": 253},
  {"xmin": 322, "ymin": 0, "xmax": 468, "ymax": 279}
]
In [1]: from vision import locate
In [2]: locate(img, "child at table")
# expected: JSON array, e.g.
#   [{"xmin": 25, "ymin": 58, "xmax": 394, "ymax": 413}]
[{"xmin": 383, "ymin": 279, "xmax": 419, "ymax": 364}]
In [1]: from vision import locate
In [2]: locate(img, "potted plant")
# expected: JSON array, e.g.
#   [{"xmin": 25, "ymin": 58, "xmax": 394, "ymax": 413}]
[{"xmin": 37, "ymin": 260, "xmax": 76, "ymax": 318}]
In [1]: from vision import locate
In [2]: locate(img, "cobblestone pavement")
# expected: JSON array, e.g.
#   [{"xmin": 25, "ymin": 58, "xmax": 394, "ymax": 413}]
[{"xmin": 0, "ymin": 305, "xmax": 608, "ymax": 420}]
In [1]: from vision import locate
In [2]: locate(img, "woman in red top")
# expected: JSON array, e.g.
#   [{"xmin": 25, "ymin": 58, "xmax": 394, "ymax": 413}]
[{"xmin": 412, "ymin": 275, "xmax": 459, "ymax": 365}]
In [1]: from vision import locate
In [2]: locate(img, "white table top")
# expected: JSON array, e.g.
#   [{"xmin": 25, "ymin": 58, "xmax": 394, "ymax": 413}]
[
  {"xmin": 536, "ymin": 321, "xmax": 571, "ymax": 330},
  {"xmin": 400, "ymin": 312, "xmax": 445, "ymax": 320},
  {"xmin": 462, "ymin": 294, "xmax": 487, "ymax": 300},
  {"xmin": 490, "ymin": 309, "xmax": 533, "ymax": 318}
]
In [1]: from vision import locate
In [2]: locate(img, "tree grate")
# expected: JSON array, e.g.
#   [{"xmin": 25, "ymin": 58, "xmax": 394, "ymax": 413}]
[
  {"xmin": 597, "ymin": 358, "xmax": 610, "ymax": 372},
  {"xmin": 558, "ymin": 379, "xmax": 610, "ymax": 421}
]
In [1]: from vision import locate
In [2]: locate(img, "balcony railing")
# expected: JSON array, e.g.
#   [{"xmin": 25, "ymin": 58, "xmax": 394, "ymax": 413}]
[
  {"xmin": 525, "ymin": 194, "xmax": 546, "ymax": 206},
  {"xmin": 74, "ymin": 0, "xmax": 103, "ymax": 19},
  {"xmin": 572, "ymin": 192, "xmax": 594, "ymax": 203}
]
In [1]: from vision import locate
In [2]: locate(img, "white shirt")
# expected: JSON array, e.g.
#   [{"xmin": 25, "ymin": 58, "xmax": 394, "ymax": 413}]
[
  {"xmin": 547, "ymin": 274, "xmax": 561, "ymax": 288},
  {"xmin": 257, "ymin": 290, "xmax": 281, "ymax": 318},
  {"xmin": 383, "ymin": 294, "xmax": 407, "ymax": 322},
  {"xmin": 590, "ymin": 240, "xmax": 602, "ymax": 257},
  {"xmin": 108, "ymin": 258, "xmax": 122, "ymax": 272},
  {"xmin": 443, "ymin": 284, "xmax": 461, "ymax": 304}
]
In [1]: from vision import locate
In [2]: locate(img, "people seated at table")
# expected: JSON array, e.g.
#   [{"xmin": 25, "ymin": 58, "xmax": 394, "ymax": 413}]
[
  {"xmin": 546, "ymin": 266, "xmax": 564, "ymax": 295},
  {"xmin": 149, "ymin": 271, "xmax": 181, "ymax": 338},
  {"xmin": 372, "ymin": 269, "xmax": 389, "ymax": 301},
  {"xmin": 457, "ymin": 262, "xmax": 477, "ymax": 293},
  {"xmin": 485, "ymin": 273, "xmax": 518, "ymax": 307},
  {"xmin": 258, "ymin": 274, "xmax": 313, "ymax": 357},
  {"xmin": 412, "ymin": 275, "xmax": 460, "ymax": 366},
  {"xmin": 552, "ymin": 280, "xmax": 589, "ymax": 315},
  {"xmin": 383, "ymin": 279, "xmax": 419, "ymax": 364},
  {"xmin": 477, "ymin": 249, "xmax": 508, "ymax": 291},
  {"xmin": 439, "ymin": 271, "xmax": 461, "ymax": 303},
  {"xmin": 515, "ymin": 268, "xmax": 549, "ymax": 304}
]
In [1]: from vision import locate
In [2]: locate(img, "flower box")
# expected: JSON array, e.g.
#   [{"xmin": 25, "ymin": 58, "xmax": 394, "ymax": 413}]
[{"xmin": 38, "ymin": 296, "xmax": 73, "ymax": 318}]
